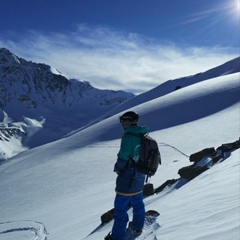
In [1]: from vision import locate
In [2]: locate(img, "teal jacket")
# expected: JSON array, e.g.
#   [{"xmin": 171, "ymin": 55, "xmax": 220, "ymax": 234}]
[{"xmin": 114, "ymin": 125, "xmax": 148, "ymax": 195}]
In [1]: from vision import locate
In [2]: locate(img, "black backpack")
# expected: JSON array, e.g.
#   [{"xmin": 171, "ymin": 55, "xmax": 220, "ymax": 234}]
[{"xmin": 127, "ymin": 133, "xmax": 161, "ymax": 177}]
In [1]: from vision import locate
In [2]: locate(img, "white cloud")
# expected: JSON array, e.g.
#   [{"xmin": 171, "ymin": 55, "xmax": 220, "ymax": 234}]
[{"xmin": 0, "ymin": 26, "xmax": 238, "ymax": 94}]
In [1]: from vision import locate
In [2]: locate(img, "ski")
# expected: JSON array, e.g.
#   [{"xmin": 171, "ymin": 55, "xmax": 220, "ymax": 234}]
[{"xmin": 86, "ymin": 208, "xmax": 114, "ymax": 237}]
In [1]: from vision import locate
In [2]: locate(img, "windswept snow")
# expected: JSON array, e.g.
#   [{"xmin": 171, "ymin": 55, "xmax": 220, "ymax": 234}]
[{"xmin": 0, "ymin": 66, "xmax": 239, "ymax": 239}]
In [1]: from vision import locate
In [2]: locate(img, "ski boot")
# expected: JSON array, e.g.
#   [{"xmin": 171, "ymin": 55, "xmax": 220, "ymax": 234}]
[{"xmin": 127, "ymin": 221, "xmax": 142, "ymax": 237}]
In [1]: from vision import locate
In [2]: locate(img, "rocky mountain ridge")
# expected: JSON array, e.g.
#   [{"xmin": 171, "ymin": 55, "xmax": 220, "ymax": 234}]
[
  {"xmin": 0, "ymin": 48, "xmax": 133, "ymax": 111},
  {"xmin": 0, "ymin": 48, "xmax": 134, "ymax": 159}
]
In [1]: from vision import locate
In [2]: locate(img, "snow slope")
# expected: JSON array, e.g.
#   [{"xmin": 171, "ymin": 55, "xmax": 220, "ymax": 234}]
[
  {"xmin": 89, "ymin": 57, "xmax": 240, "ymax": 124},
  {"xmin": 0, "ymin": 71, "xmax": 239, "ymax": 240}
]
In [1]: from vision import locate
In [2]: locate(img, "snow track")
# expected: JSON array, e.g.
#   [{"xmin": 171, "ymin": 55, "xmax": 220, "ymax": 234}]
[
  {"xmin": 0, "ymin": 220, "xmax": 48, "ymax": 240},
  {"xmin": 159, "ymin": 142, "xmax": 189, "ymax": 158}
]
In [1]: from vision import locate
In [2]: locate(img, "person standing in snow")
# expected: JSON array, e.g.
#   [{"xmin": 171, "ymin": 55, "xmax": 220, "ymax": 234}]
[{"xmin": 105, "ymin": 111, "xmax": 148, "ymax": 240}]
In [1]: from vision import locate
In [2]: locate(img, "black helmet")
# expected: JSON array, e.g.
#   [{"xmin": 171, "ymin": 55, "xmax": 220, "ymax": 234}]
[{"xmin": 119, "ymin": 111, "xmax": 139, "ymax": 123}]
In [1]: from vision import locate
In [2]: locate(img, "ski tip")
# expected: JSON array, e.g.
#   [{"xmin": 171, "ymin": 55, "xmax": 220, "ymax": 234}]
[{"xmin": 146, "ymin": 210, "xmax": 160, "ymax": 217}]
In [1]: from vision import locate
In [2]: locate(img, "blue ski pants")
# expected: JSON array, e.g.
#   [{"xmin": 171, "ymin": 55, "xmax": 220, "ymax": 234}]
[{"xmin": 111, "ymin": 192, "xmax": 145, "ymax": 240}]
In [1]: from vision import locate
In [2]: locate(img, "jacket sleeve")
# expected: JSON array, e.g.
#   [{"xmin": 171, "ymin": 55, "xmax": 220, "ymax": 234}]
[
  {"xmin": 114, "ymin": 157, "xmax": 128, "ymax": 173},
  {"xmin": 117, "ymin": 134, "xmax": 132, "ymax": 160},
  {"xmin": 114, "ymin": 135, "xmax": 132, "ymax": 173}
]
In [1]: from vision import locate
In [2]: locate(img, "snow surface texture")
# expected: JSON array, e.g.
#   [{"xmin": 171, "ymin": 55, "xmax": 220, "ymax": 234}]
[
  {"xmin": 0, "ymin": 221, "xmax": 48, "ymax": 240},
  {"xmin": 0, "ymin": 56, "xmax": 239, "ymax": 240}
]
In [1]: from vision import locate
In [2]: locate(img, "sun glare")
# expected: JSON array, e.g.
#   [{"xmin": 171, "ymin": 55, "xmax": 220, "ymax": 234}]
[
  {"xmin": 234, "ymin": 0, "xmax": 240, "ymax": 16},
  {"xmin": 222, "ymin": 0, "xmax": 240, "ymax": 22},
  {"xmin": 226, "ymin": 0, "xmax": 240, "ymax": 16}
]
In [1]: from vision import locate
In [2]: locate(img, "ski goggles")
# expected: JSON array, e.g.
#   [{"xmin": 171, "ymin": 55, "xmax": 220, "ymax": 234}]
[{"xmin": 119, "ymin": 115, "xmax": 132, "ymax": 122}]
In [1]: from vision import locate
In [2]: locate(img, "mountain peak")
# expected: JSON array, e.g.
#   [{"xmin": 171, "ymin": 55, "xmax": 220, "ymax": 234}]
[
  {"xmin": 0, "ymin": 48, "xmax": 134, "ymax": 158},
  {"xmin": 0, "ymin": 48, "xmax": 21, "ymax": 65}
]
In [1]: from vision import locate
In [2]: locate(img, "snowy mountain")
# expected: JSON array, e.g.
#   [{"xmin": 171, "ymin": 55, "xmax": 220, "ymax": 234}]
[
  {"xmin": 92, "ymin": 56, "xmax": 240, "ymax": 123},
  {"xmin": 0, "ymin": 48, "xmax": 134, "ymax": 159},
  {"xmin": 0, "ymin": 53, "xmax": 239, "ymax": 240}
]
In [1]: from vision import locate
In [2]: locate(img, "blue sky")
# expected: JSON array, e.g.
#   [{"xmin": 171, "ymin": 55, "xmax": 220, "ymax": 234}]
[{"xmin": 0, "ymin": 0, "xmax": 239, "ymax": 94}]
